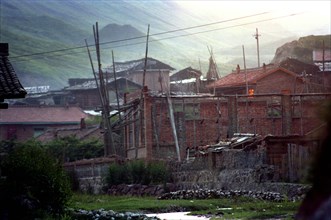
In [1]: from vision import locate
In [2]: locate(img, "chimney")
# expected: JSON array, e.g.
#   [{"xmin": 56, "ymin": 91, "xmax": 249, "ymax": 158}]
[
  {"xmin": 80, "ymin": 118, "xmax": 86, "ymax": 129},
  {"xmin": 236, "ymin": 64, "xmax": 240, "ymax": 74},
  {"xmin": 263, "ymin": 63, "xmax": 266, "ymax": 73},
  {"xmin": 0, "ymin": 43, "xmax": 9, "ymax": 56}
]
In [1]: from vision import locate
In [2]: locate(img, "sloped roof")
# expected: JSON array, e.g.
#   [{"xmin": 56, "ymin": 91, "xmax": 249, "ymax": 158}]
[
  {"xmin": 280, "ymin": 57, "xmax": 320, "ymax": 74},
  {"xmin": 208, "ymin": 65, "xmax": 300, "ymax": 88},
  {"xmin": 0, "ymin": 43, "xmax": 27, "ymax": 99},
  {"xmin": 65, "ymin": 77, "xmax": 142, "ymax": 91},
  {"xmin": 170, "ymin": 67, "xmax": 202, "ymax": 81},
  {"xmin": 37, "ymin": 125, "xmax": 103, "ymax": 143},
  {"xmin": 0, "ymin": 106, "xmax": 88, "ymax": 124},
  {"xmin": 105, "ymin": 57, "xmax": 175, "ymax": 74}
]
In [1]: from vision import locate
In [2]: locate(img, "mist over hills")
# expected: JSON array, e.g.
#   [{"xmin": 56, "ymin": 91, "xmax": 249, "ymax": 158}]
[{"xmin": 1, "ymin": 0, "xmax": 329, "ymax": 90}]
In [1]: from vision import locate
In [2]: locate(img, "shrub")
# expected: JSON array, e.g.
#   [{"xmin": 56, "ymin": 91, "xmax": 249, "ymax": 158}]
[
  {"xmin": 148, "ymin": 161, "xmax": 169, "ymax": 184},
  {"xmin": 105, "ymin": 160, "xmax": 171, "ymax": 187},
  {"xmin": 45, "ymin": 136, "xmax": 104, "ymax": 162},
  {"xmin": 105, "ymin": 162, "xmax": 130, "ymax": 186},
  {"xmin": 0, "ymin": 141, "xmax": 72, "ymax": 219},
  {"xmin": 129, "ymin": 160, "xmax": 149, "ymax": 184}
]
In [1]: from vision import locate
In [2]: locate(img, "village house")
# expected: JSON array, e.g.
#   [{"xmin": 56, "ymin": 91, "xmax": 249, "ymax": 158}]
[
  {"xmin": 210, "ymin": 64, "xmax": 321, "ymax": 96},
  {"xmin": 36, "ymin": 118, "xmax": 103, "ymax": 143},
  {"xmin": 0, "ymin": 105, "xmax": 89, "ymax": 141},
  {"xmin": 64, "ymin": 77, "xmax": 142, "ymax": 110},
  {"xmin": 123, "ymin": 86, "xmax": 330, "ymax": 161},
  {"xmin": 207, "ymin": 57, "xmax": 327, "ymax": 96},
  {"xmin": 104, "ymin": 57, "xmax": 175, "ymax": 92},
  {"xmin": 170, "ymin": 67, "xmax": 204, "ymax": 94}
]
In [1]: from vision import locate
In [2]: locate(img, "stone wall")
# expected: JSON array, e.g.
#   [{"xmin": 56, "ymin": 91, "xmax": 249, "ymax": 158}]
[
  {"xmin": 171, "ymin": 148, "xmax": 274, "ymax": 191},
  {"xmin": 64, "ymin": 157, "xmax": 121, "ymax": 194},
  {"xmin": 65, "ymin": 147, "xmax": 311, "ymax": 197}
]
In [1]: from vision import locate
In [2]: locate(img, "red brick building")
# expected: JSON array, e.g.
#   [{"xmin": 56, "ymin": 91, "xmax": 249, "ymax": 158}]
[
  {"xmin": 123, "ymin": 87, "xmax": 330, "ymax": 161},
  {"xmin": 0, "ymin": 106, "xmax": 89, "ymax": 141},
  {"xmin": 208, "ymin": 61, "xmax": 325, "ymax": 95}
]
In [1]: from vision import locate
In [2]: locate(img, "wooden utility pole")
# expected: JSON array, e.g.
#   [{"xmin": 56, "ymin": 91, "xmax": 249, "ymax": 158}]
[
  {"xmin": 242, "ymin": 45, "xmax": 248, "ymax": 95},
  {"xmin": 142, "ymin": 24, "xmax": 150, "ymax": 88},
  {"xmin": 85, "ymin": 39, "xmax": 104, "ymax": 108},
  {"xmin": 93, "ymin": 22, "xmax": 115, "ymax": 156},
  {"xmin": 137, "ymin": 24, "xmax": 150, "ymax": 158},
  {"xmin": 253, "ymin": 28, "xmax": 261, "ymax": 68},
  {"xmin": 112, "ymin": 50, "xmax": 122, "ymax": 121}
]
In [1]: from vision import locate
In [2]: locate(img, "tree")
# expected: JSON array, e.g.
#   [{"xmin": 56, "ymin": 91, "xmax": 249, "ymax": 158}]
[{"xmin": 0, "ymin": 140, "xmax": 72, "ymax": 219}]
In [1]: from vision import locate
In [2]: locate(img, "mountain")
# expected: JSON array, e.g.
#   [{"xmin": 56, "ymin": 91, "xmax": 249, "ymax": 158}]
[
  {"xmin": 272, "ymin": 35, "xmax": 331, "ymax": 64},
  {"xmin": 1, "ymin": 0, "xmax": 329, "ymax": 90}
]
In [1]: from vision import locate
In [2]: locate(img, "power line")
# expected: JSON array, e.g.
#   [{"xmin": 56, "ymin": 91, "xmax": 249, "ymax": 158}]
[
  {"xmin": 9, "ymin": 12, "xmax": 268, "ymax": 60},
  {"xmin": 10, "ymin": 12, "xmax": 299, "ymax": 63}
]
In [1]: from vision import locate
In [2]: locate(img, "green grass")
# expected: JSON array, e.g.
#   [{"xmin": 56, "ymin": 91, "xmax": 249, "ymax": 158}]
[{"xmin": 69, "ymin": 193, "xmax": 301, "ymax": 219}]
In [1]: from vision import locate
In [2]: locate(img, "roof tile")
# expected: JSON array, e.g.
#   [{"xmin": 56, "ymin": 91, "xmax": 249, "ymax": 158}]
[{"xmin": 0, "ymin": 106, "xmax": 88, "ymax": 124}]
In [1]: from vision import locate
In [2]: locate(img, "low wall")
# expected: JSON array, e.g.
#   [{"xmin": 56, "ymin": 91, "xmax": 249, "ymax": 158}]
[
  {"xmin": 172, "ymin": 148, "xmax": 275, "ymax": 191},
  {"xmin": 64, "ymin": 157, "xmax": 122, "ymax": 194},
  {"xmin": 63, "ymin": 146, "xmax": 311, "ymax": 196}
]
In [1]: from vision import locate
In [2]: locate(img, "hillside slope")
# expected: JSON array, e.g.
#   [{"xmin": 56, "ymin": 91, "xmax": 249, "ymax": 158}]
[
  {"xmin": 272, "ymin": 35, "xmax": 331, "ymax": 64},
  {"xmin": 1, "ymin": 0, "xmax": 328, "ymax": 90}
]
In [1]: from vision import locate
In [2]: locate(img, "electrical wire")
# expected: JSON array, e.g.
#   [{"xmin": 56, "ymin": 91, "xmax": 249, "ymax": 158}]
[
  {"xmin": 9, "ymin": 12, "xmax": 300, "ymax": 63},
  {"xmin": 9, "ymin": 12, "xmax": 269, "ymax": 60}
]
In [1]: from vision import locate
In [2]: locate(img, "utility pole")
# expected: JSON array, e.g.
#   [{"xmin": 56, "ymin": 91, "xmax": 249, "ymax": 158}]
[
  {"xmin": 112, "ymin": 50, "xmax": 122, "ymax": 121},
  {"xmin": 242, "ymin": 45, "xmax": 248, "ymax": 95},
  {"xmin": 137, "ymin": 24, "xmax": 150, "ymax": 159},
  {"xmin": 93, "ymin": 22, "xmax": 115, "ymax": 156},
  {"xmin": 253, "ymin": 28, "xmax": 261, "ymax": 68}
]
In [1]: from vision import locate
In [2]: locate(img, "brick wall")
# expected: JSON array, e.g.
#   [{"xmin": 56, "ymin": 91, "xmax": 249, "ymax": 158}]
[
  {"xmin": 256, "ymin": 70, "xmax": 305, "ymax": 94},
  {"xmin": 125, "ymin": 93, "xmax": 330, "ymax": 160}
]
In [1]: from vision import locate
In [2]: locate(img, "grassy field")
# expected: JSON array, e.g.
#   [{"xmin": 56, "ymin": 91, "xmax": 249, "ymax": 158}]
[{"xmin": 69, "ymin": 193, "xmax": 302, "ymax": 219}]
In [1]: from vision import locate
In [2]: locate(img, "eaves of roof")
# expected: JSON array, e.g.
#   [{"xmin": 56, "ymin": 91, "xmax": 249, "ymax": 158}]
[
  {"xmin": 209, "ymin": 67, "xmax": 302, "ymax": 89},
  {"xmin": 0, "ymin": 122, "xmax": 80, "ymax": 125},
  {"xmin": 0, "ymin": 56, "xmax": 27, "ymax": 99}
]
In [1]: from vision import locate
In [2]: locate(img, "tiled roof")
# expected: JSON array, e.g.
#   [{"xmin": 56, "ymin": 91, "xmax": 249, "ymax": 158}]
[
  {"xmin": 0, "ymin": 43, "xmax": 27, "ymax": 99},
  {"xmin": 37, "ymin": 125, "xmax": 103, "ymax": 143},
  {"xmin": 0, "ymin": 106, "xmax": 88, "ymax": 124},
  {"xmin": 209, "ymin": 65, "xmax": 299, "ymax": 88}
]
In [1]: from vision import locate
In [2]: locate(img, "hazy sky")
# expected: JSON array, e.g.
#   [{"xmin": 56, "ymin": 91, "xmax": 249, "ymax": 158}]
[{"xmin": 176, "ymin": 1, "xmax": 331, "ymax": 36}]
